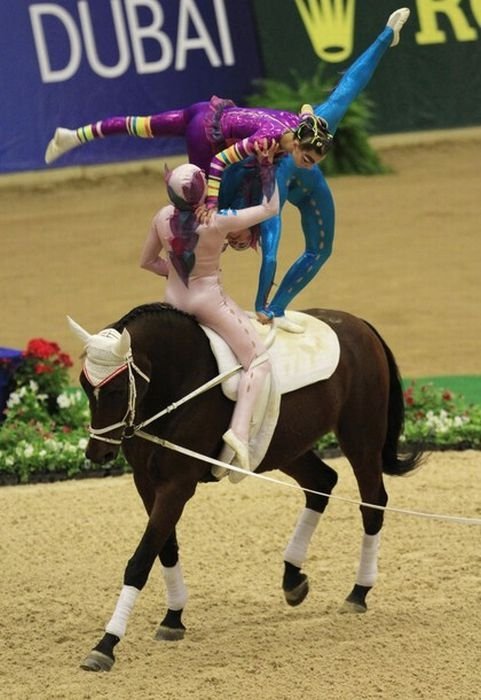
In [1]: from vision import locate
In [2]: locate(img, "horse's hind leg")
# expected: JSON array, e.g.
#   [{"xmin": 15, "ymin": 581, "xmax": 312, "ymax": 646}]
[
  {"xmin": 338, "ymin": 443, "xmax": 388, "ymax": 614},
  {"xmin": 281, "ymin": 450, "xmax": 338, "ymax": 606}
]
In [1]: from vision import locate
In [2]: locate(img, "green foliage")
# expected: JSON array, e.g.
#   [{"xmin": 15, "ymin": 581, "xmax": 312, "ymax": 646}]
[
  {"xmin": 0, "ymin": 348, "xmax": 129, "ymax": 484},
  {"xmin": 246, "ymin": 66, "xmax": 389, "ymax": 176},
  {"xmin": 317, "ymin": 382, "xmax": 481, "ymax": 454},
  {"xmin": 401, "ymin": 382, "xmax": 481, "ymax": 449}
]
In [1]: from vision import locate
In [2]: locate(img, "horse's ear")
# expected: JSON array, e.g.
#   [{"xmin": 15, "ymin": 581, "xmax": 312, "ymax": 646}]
[
  {"xmin": 117, "ymin": 328, "xmax": 132, "ymax": 358},
  {"xmin": 67, "ymin": 315, "xmax": 91, "ymax": 344}
]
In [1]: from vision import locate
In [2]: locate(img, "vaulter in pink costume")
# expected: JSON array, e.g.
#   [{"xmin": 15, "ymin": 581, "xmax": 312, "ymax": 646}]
[
  {"xmin": 46, "ymin": 9, "xmax": 410, "ymax": 332},
  {"xmin": 139, "ymin": 151, "xmax": 279, "ymax": 477}
]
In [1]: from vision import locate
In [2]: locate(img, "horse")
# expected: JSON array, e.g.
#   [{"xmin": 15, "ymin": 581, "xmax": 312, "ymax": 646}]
[{"xmin": 68, "ymin": 302, "xmax": 422, "ymax": 672}]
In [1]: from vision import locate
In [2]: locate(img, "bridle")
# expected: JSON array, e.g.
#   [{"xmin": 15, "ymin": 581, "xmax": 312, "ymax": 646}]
[{"xmin": 87, "ymin": 350, "xmax": 150, "ymax": 445}]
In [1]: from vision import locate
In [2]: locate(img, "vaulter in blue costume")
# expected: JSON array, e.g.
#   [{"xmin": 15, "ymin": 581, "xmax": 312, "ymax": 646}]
[
  {"xmin": 218, "ymin": 8, "xmax": 410, "ymax": 332},
  {"xmin": 45, "ymin": 8, "xmax": 411, "ymax": 333}
]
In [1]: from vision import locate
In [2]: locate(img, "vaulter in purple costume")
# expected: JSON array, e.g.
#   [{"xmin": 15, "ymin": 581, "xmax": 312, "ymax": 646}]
[{"xmin": 46, "ymin": 9, "xmax": 410, "ymax": 333}]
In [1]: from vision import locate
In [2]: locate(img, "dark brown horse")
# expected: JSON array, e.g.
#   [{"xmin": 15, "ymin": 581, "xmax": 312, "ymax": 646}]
[{"xmin": 68, "ymin": 302, "xmax": 422, "ymax": 672}]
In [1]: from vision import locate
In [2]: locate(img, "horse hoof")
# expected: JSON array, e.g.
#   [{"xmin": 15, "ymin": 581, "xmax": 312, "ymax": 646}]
[
  {"xmin": 339, "ymin": 599, "xmax": 367, "ymax": 614},
  {"xmin": 284, "ymin": 576, "xmax": 309, "ymax": 607},
  {"xmin": 154, "ymin": 625, "xmax": 185, "ymax": 642},
  {"xmin": 80, "ymin": 649, "xmax": 114, "ymax": 672}
]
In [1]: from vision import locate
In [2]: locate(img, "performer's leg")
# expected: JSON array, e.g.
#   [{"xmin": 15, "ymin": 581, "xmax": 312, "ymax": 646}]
[
  {"xmin": 192, "ymin": 285, "xmax": 270, "ymax": 473},
  {"xmin": 314, "ymin": 8, "xmax": 410, "ymax": 133},
  {"xmin": 255, "ymin": 215, "xmax": 282, "ymax": 315},
  {"xmin": 45, "ymin": 109, "xmax": 188, "ymax": 164},
  {"xmin": 267, "ymin": 168, "xmax": 335, "ymax": 318},
  {"xmin": 254, "ymin": 158, "xmax": 292, "ymax": 316}
]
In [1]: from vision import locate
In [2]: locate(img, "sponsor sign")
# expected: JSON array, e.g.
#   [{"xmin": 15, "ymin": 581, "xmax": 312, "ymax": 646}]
[
  {"xmin": 1, "ymin": 0, "xmax": 262, "ymax": 173},
  {"xmin": 251, "ymin": 0, "xmax": 481, "ymax": 134}
]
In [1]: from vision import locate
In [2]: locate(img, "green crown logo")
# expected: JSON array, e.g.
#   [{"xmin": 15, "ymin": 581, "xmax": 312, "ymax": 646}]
[{"xmin": 295, "ymin": 0, "xmax": 356, "ymax": 63}]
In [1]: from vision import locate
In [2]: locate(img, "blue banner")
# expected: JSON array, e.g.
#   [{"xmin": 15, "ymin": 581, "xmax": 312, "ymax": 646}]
[{"xmin": 0, "ymin": 1, "xmax": 262, "ymax": 173}]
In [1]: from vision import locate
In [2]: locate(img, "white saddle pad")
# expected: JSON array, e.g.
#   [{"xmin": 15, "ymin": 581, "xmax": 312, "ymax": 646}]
[{"xmin": 200, "ymin": 310, "xmax": 340, "ymax": 471}]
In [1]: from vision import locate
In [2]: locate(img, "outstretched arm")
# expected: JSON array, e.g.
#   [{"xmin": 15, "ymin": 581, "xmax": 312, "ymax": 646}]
[
  {"xmin": 205, "ymin": 137, "xmax": 257, "ymax": 208},
  {"xmin": 215, "ymin": 140, "xmax": 280, "ymax": 234}
]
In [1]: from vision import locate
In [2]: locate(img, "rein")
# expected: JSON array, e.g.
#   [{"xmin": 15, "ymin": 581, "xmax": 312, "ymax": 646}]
[
  {"xmin": 87, "ymin": 349, "xmax": 481, "ymax": 527},
  {"xmin": 134, "ymin": 432, "xmax": 481, "ymax": 527}
]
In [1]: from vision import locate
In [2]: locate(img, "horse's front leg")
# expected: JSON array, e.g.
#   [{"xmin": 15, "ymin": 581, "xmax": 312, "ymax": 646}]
[
  {"xmin": 339, "ymin": 449, "xmax": 387, "ymax": 614},
  {"xmin": 80, "ymin": 478, "xmax": 196, "ymax": 672},
  {"xmin": 281, "ymin": 450, "xmax": 338, "ymax": 606}
]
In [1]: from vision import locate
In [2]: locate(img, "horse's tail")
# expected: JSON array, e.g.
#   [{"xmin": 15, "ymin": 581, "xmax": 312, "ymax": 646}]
[{"xmin": 363, "ymin": 321, "xmax": 424, "ymax": 476}]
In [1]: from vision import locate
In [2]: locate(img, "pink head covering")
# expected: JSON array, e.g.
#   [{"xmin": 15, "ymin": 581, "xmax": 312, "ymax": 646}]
[
  {"xmin": 165, "ymin": 164, "xmax": 206, "ymax": 210},
  {"xmin": 163, "ymin": 164, "xmax": 207, "ymax": 287}
]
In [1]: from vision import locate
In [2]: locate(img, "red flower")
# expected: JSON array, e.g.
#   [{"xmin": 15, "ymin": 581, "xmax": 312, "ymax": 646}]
[
  {"xmin": 35, "ymin": 363, "xmax": 53, "ymax": 375},
  {"xmin": 57, "ymin": 353, "xmax": 73, "ymax": 368},
  {"xmin": 404, "ymin": 386, "xmax": 414, "ymax": 406},
  {"xmin": 24, "ymin": 338, "xmax": 61, "ymax": 359},
  {"xmin": 442, "ymin": 390, "xmax": 452, "ymax": 401}
]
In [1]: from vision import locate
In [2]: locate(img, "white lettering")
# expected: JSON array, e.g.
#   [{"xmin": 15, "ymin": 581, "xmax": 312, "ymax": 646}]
[
  {"xmin": 176, "ymin": 0, "xmax": 222, "ymax": 70},
  {"xmin": 79, "ymin": 0, "xmax": 130, "ymax": 78},
  {"xmin": 29, "ymin": 0, "xmax": 237, "ymax": 82},
  {"xmin": 213, "ymin": 0, "xmax": 234, "ymax": 65},
  {"xmin": 29, "ymin": 3, "xmax": 81, "ymax": 82},
  {"xmin": 125, "ymin": 0, "xmax": 173, "ymax": 73}
]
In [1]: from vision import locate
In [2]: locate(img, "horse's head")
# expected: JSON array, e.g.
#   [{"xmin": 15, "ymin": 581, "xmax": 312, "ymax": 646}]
[{"xmin": 67, "ymin": 316, "xmax": 151, "ymax": 464}]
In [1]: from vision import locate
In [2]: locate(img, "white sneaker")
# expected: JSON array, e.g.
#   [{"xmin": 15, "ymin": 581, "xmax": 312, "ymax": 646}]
[
  {"xmin": 45, "ymin": 127, "xmax": 80, "ymax": 164},
  {"xmin": 387, "ymin": 7, "xmax": 410, "ymax": 47},
  {"xmin": 274, "ymin": 316, "xmax": 304, "ymax": 334}
]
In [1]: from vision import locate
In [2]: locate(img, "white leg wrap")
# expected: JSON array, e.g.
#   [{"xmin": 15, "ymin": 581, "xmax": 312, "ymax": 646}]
[
  {"xmin": 105, "ymin": 585, "xmax": 140, "ymax": 639},
  {"xmin": 355, "ymin": 532, "xmax": 381, "ymax": 587},
  {"xmin": 162, "ymin": 562, "xmax": 188, "ymax": 611},
  {"xmin": 283, "ymin": 508, "xmax": 322, "ymax": 568}
]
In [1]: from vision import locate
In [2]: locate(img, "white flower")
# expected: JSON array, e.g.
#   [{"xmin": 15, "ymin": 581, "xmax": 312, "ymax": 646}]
[
  {"xmin": 29, "ymin": 380, "xmax": 39, "ymax": 392},
  {"xmin": 24, "ymin": 444, "xmax": 34, "ymax": 458},
  {"xmin": 44, "ymin": 438, "xmax": 61, "ymax": 452},
  {"xmin": 6, "ymin": 392, "xmax": 21, "ymax": 407},
  {"xmin": 57, "ymin": 393, "xmax": 71, "ymax": 409},
  {"xmin": 78, "ymin": 438, "xmax": 88, "ymax": 450}
]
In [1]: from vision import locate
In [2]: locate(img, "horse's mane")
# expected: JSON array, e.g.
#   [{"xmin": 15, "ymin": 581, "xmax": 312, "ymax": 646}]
[{"xmin": 108, "ymin": 302, "xmax": 195, "ymax": 333}]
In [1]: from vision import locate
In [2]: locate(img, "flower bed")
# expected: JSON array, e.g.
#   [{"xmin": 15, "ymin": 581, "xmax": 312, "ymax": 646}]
[
  {"xmin": 0, "ymin": 338, "xmax": 128, "ymax": 485},
  {"xmin": 1, "ymin": 338, "xmax": 480, "ymax": 485}
]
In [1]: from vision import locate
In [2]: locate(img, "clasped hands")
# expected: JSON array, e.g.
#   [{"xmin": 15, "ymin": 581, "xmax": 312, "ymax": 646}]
[{"xmin": 195, "ymin": 138, "xmax": 279, "ymax": 224}]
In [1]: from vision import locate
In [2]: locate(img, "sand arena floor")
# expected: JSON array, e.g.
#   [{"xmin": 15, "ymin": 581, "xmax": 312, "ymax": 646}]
[{"xmin": 1, "ymin": 130, "xmax": 480, "ymax": 698}]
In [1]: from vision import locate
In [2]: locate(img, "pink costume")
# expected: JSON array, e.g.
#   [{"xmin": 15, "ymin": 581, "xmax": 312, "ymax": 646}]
[{"xmin": 140, "ymin": 163, "xmax": 279, "ymax": 473}]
